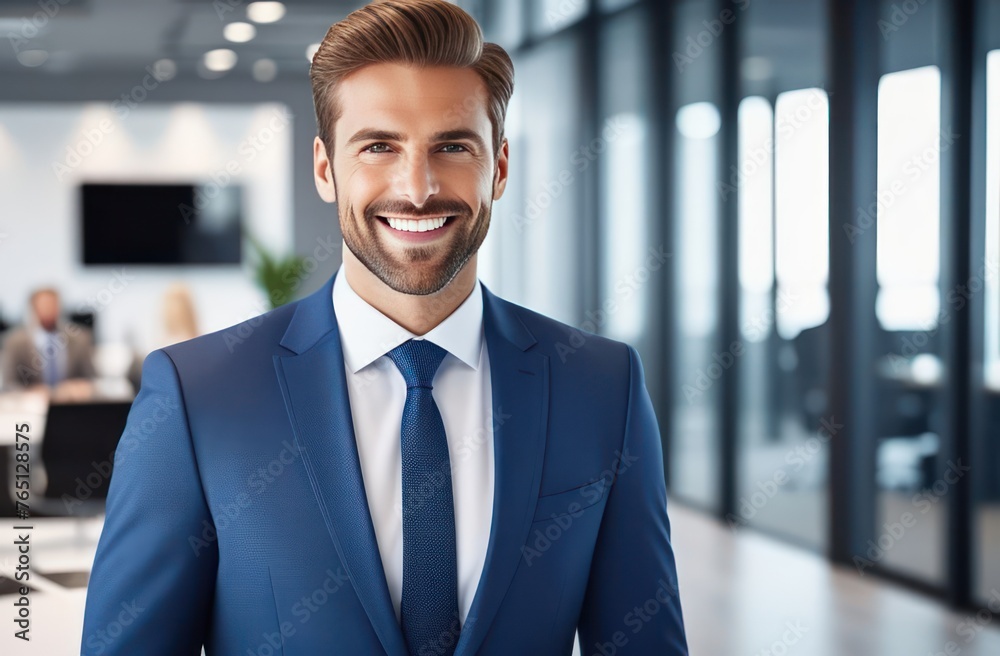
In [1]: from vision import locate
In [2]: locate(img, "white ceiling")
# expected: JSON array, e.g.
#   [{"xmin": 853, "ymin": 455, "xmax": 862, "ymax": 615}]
[{"xmin": 0, "ymin": 0, "xmax": 366, "ymax": 76}]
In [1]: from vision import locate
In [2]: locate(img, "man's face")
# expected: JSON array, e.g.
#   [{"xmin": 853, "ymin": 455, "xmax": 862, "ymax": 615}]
[
  {"xmin": 314, "ymin": 62, "xmax": 508, "ymax": 295},
  {"xmin": 32, "ymin": 292, "xmax": 59, "ymax": 332}
]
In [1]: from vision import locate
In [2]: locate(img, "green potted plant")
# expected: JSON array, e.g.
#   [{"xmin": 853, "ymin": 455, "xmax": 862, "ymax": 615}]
[{"xmin": 246, "ymin": 234, "xmax": 306, "ymax": 309}]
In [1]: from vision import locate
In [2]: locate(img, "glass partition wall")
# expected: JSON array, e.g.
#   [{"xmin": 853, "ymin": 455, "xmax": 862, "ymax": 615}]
[{"xmin": 478, "ymin": 0, "xmax": 995, "ymax": 615}]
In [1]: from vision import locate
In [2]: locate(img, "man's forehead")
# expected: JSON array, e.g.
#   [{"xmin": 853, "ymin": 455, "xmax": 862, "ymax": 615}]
[{"xmin": 336, "ymin": 63, "xmax": 489, "ymax": 119}]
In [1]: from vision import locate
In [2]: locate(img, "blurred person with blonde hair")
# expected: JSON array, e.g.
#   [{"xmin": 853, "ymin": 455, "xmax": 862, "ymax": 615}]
[
  {"xmin": 161, "ymin": 282, "xmax": 200, "ymax": 345},
  {"xmin": 125, "ymin": 283, "xmax": 201, "ymax": 393}
]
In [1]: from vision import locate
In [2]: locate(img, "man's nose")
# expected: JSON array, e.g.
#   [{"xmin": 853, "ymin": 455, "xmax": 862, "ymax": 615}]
[{"xmin": 390, "ymin": 152, "xmax": 440, "ymax": 209}]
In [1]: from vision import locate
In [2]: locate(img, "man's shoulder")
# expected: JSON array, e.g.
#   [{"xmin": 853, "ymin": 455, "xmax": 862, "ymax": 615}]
[
  {"xmin": 158, "ymin": 294, "xmax": 303, "ymax": 372},
  {"xmin": 1, "ymin": 327, "xmax": 31, "ymax": 350},
  {"xmin": 487, "ymin": 291, "xmax": 634, "ymax": 374}
]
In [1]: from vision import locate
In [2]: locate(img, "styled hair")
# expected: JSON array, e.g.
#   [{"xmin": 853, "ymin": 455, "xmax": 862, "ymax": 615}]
[{"xmin": 309, "ymin": 0, "xmax": 514, "ymax": 159}]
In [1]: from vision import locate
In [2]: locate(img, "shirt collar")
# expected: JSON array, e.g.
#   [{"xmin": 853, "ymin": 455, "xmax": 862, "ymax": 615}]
[
  {"xmin": 32, "ymin": 324, "xmax": 60, "ymax": 347},
  {"xmin": 332, "ymin": 262, "xmax": 484, "ymax": 374}
]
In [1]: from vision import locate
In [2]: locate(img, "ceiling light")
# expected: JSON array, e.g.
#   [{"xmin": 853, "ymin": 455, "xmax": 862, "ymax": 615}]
[
  {"xmin": 203, "ymin": 48, "xmax": 237, "ymax": 73},
  {"xmin": 16, "ymin": 49, "xmax": 48, "ymax": 67},
  {"xmin": 253, "ymin": 58, "xmax": 277, "ymax": 82},
  {"xmin": 675, "ymin": 102, "xmax": 721, "ymax": 140},
  {"xmin": 151, "ymin": 58, "xmax": 177, "ymax": 81},
  {"xmin": 224, "ymin": 22, "xmax": 256, "ymax": 43},
  {"xmin": 306, "ymin": 43, "xmax": 319, "ymax": 62},
  {"xmin": 247, "ymin": 2, "xmax": 285, "ymax": 24}
]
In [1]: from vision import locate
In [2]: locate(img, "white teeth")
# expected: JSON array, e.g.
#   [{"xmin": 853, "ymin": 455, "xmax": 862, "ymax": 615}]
[{"xmin": 384, "ymin": 216, "xmax": 449, "ymax": 232}]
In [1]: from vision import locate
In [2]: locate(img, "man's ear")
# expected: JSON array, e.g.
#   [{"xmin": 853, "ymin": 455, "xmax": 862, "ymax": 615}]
[
  {"xmin": 313, "ymin": 136, "xmax": 337, "ymax": 203},
  {"xmin": 492, "ymin": 137, "xmax": 509, "ymax": 201}
]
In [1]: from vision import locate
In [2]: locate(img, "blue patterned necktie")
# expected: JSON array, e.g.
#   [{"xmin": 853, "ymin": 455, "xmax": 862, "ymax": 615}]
[{"xmin": 385, "ymin": 338, "xmax": 461, "ymax": 655}]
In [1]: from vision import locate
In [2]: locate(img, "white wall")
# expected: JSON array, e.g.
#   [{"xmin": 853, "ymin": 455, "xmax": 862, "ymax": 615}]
[{"xmin": 0, "ymin": 101, "xmax": 293, "ymax": 354}]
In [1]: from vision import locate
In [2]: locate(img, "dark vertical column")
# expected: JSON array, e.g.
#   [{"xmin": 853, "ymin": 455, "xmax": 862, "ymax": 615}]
[
  {"xmin": 766, "ymin": 91, "xmax": 781, "ymax": 440},
  {"xmin": 716, "ymin": 0, "xmax": 742, "ymax": 519},
  {"xmin": 940, "ymin": 0, "xmax": 975, "ymax": 610},
  {"xmin": 579, "ymin": 4, "xmax": 601, "ymax": 333},
  {"xmin": 652, "ymin": 0, "xmax": 678, "ymax": 489},
  {"xmin": 826, "ymin": 0, "xmax": 880, "ymax": 564},
  {"xmin": 967, "ymin": 0, "xmax": 991, "ymax": 611}
]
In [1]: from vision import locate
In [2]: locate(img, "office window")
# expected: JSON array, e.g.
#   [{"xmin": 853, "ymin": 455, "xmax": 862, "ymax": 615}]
[
  {"xmin": 671, "ymin": 100, "xmax": 721, "ymax": 508},
  {"xmin": 598, "ymin": 0, "xmax": 639, "ymax": 12},
  {"xmin": 515, "ymin": 33, "xmax": 584, "ymax": 324},
  {"xmin": 482, "ymin": 0, "xmax": 525, "ymax": 50},
  {"xmin": 735, "ymin": 90, "xmax": 831, "ymax": 548},
  {"xmin": 477, "ymin": 79, "xmax": 523, "ymax": 297},
  {"xmin": 872, "ymin": 65, "xmax": 947, "ymax": 586},
  {"xmin": 599, "ymin": 7, "xmax": 651, "ymax": 344},
  {"xmin": 530, "ymin": 0, "xmax": 589, "ymax": 38},
  {"xmin": 976, "ymin": 46, "xmax": 1000, "ymax": 605},
  {"xmin": 985, "ymin": 50, "xmax": 1000, "ymax": 391},
  {"xmin": 666, "ymin": 0, "xmax": 729, "ymax": 511},
  {"xmin": 774, "ymin": 88, "xmax": 830, "ymax": 340},
  {"xmin": 731, "ymin": 0, "xmax": 831, "ymax": 549},
  {"xmin": 876, "ymin": 66, "xmax": 942, "ymax": 331},
  {"xmin": 599, "ymin": 114, "xmax": 648, "ymax": 343},
  {"xmin": 737, "ymin": 96, "xmax": 774, "ymax": 341}
]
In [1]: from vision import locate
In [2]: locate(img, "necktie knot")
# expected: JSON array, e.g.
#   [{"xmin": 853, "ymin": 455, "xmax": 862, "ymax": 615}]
[{"xmin": 386, "ymin": 338, "xmax": 448, "ymax": 389}]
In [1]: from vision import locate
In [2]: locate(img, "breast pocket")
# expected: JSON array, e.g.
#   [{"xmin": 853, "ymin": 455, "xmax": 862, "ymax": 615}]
[{"xmin": 532, "ymin": 477, "xmax": 609, "ymax": 523}]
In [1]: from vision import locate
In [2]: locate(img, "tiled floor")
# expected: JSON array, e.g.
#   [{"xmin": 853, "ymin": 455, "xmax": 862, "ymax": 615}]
[{"xmin": 2, "ymin": 505, "xmax": 999, "ymax": 655}]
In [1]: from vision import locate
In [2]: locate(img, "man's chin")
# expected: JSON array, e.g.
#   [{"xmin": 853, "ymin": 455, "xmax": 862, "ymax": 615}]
[
  {"xmin": 381, "ymin": 281, "xmax": 449, "ymax": 296},
  {"xmin": 365, "ymin": 259, "xmax": 452, "ymax": 295},
  {"xmin": 344, "ymin": 231, "xmax": 468, "ymax": 295}
]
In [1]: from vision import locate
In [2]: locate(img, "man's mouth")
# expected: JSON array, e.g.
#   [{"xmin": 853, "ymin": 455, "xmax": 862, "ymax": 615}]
[{"xmin": 376, "ymin": 215, "xmax": 455, "ymax": 233}]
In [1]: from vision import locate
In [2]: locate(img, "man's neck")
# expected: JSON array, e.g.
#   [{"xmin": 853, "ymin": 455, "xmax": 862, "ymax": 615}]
[{"xmin": 341, "ymin": 245, "xmax": 477, "ymax": 336}]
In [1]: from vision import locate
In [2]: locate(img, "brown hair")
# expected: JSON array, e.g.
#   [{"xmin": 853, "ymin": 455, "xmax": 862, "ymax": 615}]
[{"xmin": 309, "ymin": 0, "xmax": 514, "ymax": 160}]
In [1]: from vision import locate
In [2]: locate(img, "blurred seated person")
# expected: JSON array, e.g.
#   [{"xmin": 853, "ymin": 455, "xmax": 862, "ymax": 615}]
[
  {"xmin": 1, "ymin": 287, "xmax": 96, "ymax": 400},
  {"xmin": 126, "ymin": 283, "xmax": 200, "ymax": 392}
]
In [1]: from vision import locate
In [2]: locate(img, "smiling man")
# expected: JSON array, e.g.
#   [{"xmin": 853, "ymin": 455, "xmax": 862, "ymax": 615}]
[{"xmin": 81, "ymin": 1, "xmax": 688, "ymax": 655}]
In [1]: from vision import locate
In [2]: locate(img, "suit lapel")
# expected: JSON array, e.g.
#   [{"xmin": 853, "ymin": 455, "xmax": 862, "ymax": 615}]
[
  {"xmin": 453, "ymin": 283, "xmax": 550, "ymax": 656},
  {"xmin": 273, "ymin": 269, "xmax": 408, "ymax": 656}
]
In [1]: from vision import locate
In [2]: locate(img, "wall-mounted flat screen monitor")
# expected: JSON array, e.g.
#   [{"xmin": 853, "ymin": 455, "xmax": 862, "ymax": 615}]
[{"xmin": 80, "ymin": 182, "xmax": 242, "ymax": 265}]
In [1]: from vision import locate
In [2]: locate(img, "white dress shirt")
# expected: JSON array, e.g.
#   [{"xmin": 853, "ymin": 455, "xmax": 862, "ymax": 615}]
[{"xmin": 332, "ymin": 263, "xmax": 494, "ymax": 626}]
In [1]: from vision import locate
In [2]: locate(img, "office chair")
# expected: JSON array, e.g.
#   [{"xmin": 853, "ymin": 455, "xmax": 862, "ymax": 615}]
[{"xmin": 28, "ymin": 400, "xmax": 131, "ymax": 518}]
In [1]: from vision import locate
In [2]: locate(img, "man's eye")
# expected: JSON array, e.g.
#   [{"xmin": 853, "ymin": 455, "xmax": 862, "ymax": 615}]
[
  {"xmin": 363, "ymin": 143, "xmax": 391, "ymax": 154},
  {"xmin": 441, "ymin": 144, "xmax": 467, "ymax": 153}
]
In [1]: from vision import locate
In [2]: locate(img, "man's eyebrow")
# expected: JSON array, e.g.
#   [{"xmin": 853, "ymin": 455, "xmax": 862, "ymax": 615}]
[
  {"xmin": 345, "ymin": 128, "xmax": 403, "ymax": 147},
  {"xmin": 432, "ymin": 129, "xmax": 488, "ymax": 152},
  {"xmin": 345, "ymin": 127, "xmax": 488, "ymax": 152}
]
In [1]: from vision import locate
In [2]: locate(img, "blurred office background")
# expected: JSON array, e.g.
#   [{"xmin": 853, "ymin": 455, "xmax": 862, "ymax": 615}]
[{"xmin": 1, "ymin": 0, "xmax": 1000, "ymax": 653}]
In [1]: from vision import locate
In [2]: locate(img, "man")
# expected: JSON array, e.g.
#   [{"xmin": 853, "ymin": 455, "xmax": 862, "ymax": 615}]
[
  {"xmin": 81, "ymin": 1, "xmax": 688, "ymax": 654},
  {"xmin": 1, "ymin": 287, "xmax": 96, "ymax": 392}
]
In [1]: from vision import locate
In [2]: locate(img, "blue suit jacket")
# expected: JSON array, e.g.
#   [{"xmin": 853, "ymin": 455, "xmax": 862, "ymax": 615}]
[{"xmin": 81, "ymin": 269, "xmax": 688, "ymax": 655}]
